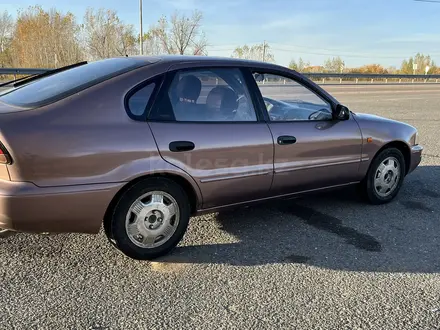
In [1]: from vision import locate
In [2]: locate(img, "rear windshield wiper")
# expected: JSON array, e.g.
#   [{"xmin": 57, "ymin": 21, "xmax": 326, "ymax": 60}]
[
  {"xmin": 0, "ymin": 73, "xmax": 39, "ymax": 87},
  {"xmin": 0, "ymin": 61, "xmax": 88, "ymax": 88}
]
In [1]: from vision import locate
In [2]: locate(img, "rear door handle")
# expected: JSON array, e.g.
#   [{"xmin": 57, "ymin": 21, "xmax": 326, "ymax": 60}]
[
  {"xmin": 277, "ymin": 135, "xmax": 297, "ymax": 145},
  {"xmin": 169, "ymin": 141, "xmax": 195, "ymax": 152}
]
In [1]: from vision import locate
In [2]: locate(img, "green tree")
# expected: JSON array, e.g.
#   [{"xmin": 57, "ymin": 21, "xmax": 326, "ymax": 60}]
[
  {"xmin": 400, "ymin": 53, "xmax": 437, "ymax": 74},
  {"xmin": 289, "ymin": 57, "xmax": 309, "ymax": 71},
  {"xmin": 288, "ymin": 59, "xmax": 297, "ymax": 70},
  {"xmin": 324, "ymin": 56, "xmax": 345, "ymax": 73},
  {"xmin": 232, "ymin": 43, "xmax": 275, "ymax": 62}
]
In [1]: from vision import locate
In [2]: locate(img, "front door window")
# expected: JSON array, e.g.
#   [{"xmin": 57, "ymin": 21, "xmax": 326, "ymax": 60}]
[{"xmin": 253, "ymin": 72, "xmax": 333, "ymax": 122}]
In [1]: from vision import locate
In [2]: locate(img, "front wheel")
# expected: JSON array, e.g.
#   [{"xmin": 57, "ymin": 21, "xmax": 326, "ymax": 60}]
[
  {"xmin": 361, "ymin": 147, "xmax": 406, "ymax": 205},
  {"xmin": 108, "ymin": 178, "xmax": 191, "ymax": 260}
]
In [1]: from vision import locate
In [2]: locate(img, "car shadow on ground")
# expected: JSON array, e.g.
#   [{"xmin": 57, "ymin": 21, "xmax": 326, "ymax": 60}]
[
  {"xmin": 1, "ymin": 166, "xmax": 439, "ymax": 273},
  {"xmin": 159, "ymin": 165, "xmax": 440, "ymax": 273}
]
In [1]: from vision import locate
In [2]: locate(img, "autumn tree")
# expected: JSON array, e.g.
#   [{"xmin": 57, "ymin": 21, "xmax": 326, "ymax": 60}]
[
  {"xmin": 232, "ymin": 43, "xmax": 275, "ymax": 62},
  {"xmin": 400, "ymin": 53, "xmax": 437, "ymax": 74},
  {"xmin": 141, "ymin": 30, "xmax": 165, "ymax": 56},
  {"xmin": 324, "ymin": 56, "xmax": 345, "ymax": 73},
  {"xmin": 350, "ymin": 64, "xmax": 388, "ymax": 74},
  {"xmin": 10, "ymin": 6, "xmax": 83, "ymax": 68},
  {"xmin": 0, "ymin": 11, "xmax": 14, "ymax": 67},
  {"xmin": 82, "ymin": 8, "xmax": 137, "ymax": 60},
  {"xmin": 289, "ymin": 57, "xmax": 310, "ymax": 71},
  {"xmin": 303, "ymin": 66, "xmax": 325, "ymax": 73},
  {"xmin": 146, "ymin": 10, "xmax": 207, "ymax": 55}
]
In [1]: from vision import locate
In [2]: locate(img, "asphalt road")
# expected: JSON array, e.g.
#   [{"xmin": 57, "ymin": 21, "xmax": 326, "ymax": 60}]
[{"xmin": 1, "ymin": 84, "xmax": 440, "ymax": 330}]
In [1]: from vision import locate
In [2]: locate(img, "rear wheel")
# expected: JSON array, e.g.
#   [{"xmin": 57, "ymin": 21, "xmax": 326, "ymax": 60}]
[
  {"xmin": 361, "ymin": 147, "xmax": 406, "ymax": 204},
  {"xmin": 108, "ymin": 178, "xmax": 190, "ymax": 260}
]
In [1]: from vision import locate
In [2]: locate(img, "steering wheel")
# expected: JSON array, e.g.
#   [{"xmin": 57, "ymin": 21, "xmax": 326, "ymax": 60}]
[
  {"xmin": 269, "ymin": 106, "xmax": 289, "ymax": 121},
  {"xmin": 308, "ymin": 109, "xmax": 332, "ymax": 121}
]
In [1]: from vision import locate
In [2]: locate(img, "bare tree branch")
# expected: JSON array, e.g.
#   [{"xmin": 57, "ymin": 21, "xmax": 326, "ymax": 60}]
[
  {"xmin": 147, "ymin": 10, "xmax": 207, "ymax": 56},
  {"xmin": 0, "ymin": 10, "xmax": 14, "ymax": 67},
  {"xmin": 83, "ymin": 8, "xmax": 136, "ymax": 60}
]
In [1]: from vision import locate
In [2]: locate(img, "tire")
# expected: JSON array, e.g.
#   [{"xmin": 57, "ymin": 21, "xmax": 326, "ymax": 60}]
[
  {"xmin": 361, "ymin": 147, "xmax": 406, "ymax": 205},
  {"xmin": 108, "ymin": 177, "xmax": 191, "ymax": 260}
]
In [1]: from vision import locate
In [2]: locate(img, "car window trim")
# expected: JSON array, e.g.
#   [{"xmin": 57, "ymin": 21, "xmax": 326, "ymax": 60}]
[
  {"xmin": 244, "ymin": 67, "xmax": 339, "ymax": 123},
  {"xmin": 241, "ymin": 68, "xmax": 271, "ymax": 122},
  {"xmin": 146, "ymin": 66, "xmax": 265, "ymax": 124},
  {"xmin": 124, "ymin": 74, "xmax": 165, "ymax": 121},
  {"xmin": 146, "ymin": 70, "xmax": 175, "ymax": 121},
  {"xmin": 253, "ymin": 67, "xmax": 338, "ymax": 107}
]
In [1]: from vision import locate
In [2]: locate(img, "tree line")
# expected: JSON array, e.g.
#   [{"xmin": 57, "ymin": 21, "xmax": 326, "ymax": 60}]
[
  {"xmin": 289, "ymin": 53, "xmax": 440, "ymax": 74},
  {"xmin": 1, "ymin": 6, "xmax": 439, "ymax": 75},
  {"xmin": 0, "ymin": 6, "xmax": 207, "ymax": 69},
  {"xmin": 233, "ymin": 43, "xmax": 440, "ymax": 75}
]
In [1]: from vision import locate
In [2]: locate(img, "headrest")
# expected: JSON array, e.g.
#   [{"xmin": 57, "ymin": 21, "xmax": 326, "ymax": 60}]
[
  {"xmin": 176, "ymin": 75, "xmax": 202, "ymax": 102},
  {"xmin": 206, "ymin": 86, "xmax": 238, "ymax": 111}
]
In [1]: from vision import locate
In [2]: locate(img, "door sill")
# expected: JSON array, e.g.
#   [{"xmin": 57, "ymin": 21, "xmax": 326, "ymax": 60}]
[{"xmin": 196, "ymin": 181, "xmax": 360, "ymax": 215}]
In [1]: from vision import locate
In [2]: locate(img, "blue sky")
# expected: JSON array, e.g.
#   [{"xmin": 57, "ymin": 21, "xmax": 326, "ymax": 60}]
[{"xmin": 1, "ymin": 0, "xmax": 440, "ymax": 67}]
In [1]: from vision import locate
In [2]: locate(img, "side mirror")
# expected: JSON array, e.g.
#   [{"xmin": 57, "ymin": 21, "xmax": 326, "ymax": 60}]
[
  {"xmin": 254, "ymin": 73, "xmax": 265, "ymax": 82},
  {"xmin": 334, "ymin": 104, "xmax": 350, "ymax": 120}
]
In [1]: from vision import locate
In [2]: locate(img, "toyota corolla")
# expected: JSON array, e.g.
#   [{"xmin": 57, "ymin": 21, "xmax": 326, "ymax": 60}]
[{"xmin": 0, "ymin": 56, "xmax": 423, "ymax": 259}]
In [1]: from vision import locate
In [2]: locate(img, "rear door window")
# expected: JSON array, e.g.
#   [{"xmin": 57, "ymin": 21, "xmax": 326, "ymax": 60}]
[
  {"xmin": 149, "ymin": 68, "xmax": 258, "ymax": 122},
  {"xmin": 0, "ymin": 58, "xmax": 149, "ymax": 108}
]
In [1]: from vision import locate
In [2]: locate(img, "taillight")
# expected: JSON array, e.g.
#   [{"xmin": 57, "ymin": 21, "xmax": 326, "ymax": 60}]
[{"xmin": 0, "ymin": 143, "xmax": 12, "ymax": 164}]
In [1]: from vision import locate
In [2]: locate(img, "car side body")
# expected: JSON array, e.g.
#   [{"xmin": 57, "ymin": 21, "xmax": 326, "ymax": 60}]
[{"xmin": 0, "ymin": 56, "xmax": 422, "ymax": 240}]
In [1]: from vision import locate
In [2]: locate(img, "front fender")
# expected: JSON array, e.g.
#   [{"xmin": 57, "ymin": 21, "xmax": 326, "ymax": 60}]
[{"xmin": 352, "ymin": 113, "xmax": 419, "ymax": 176}]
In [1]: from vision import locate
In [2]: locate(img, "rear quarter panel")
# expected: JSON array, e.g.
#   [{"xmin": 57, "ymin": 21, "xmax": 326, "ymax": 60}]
[{"xmin": 2, "ymin": 62, "xmax": 202, "ymax": 206}]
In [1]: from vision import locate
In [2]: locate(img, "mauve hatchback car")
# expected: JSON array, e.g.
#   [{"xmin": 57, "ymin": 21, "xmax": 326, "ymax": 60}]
[{"xmin": 0, "ymin": 56, "xmax": 423, "ymax": 260}]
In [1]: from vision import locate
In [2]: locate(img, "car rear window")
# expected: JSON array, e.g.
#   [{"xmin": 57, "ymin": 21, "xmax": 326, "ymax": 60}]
[{"xmin": 0, "ymin": 58, "xmax": 150, "ymax": 109}]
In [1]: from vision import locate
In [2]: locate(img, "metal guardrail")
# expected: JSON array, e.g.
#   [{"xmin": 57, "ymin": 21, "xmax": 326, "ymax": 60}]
[
  {"xmin": 301, "ymin": 72, "xmax": 440, "ymax": 84},
  {"xmin": 303, "ymin": 73, "xmax": 440, "ymax": 79},
  {"xmin": 1, "ymin": 68, "xmax": 440, "ymax": 83}
]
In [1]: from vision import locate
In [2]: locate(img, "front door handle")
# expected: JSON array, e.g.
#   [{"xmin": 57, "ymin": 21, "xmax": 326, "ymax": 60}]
[
  {"xmin": 277, "ymin": 135, "xmax": 297, "ymax": 145},
  {"xmin": 169, "ymin": 141, "xmax": 195, "ymax": 152}
]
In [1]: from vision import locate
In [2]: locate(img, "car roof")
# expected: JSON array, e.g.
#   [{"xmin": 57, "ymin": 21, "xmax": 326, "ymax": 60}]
[{"xmin": 125, "ymin": 54, "xmax": 288, "ymax": 71}]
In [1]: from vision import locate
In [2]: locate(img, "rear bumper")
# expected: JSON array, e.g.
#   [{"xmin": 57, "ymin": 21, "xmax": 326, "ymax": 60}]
[
  {"xmin": 408, "ymin": 144, "xmax": 423, "ymax": 174},
  {"xmin": 0, "ymin": 180, "xmax": 124, "ymax": 234}
]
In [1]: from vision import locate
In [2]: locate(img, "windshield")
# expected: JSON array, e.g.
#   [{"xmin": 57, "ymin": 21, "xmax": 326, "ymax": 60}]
[{"xmin": 0, "ymin": 58, "xmax": 147, "ymax": 108}]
